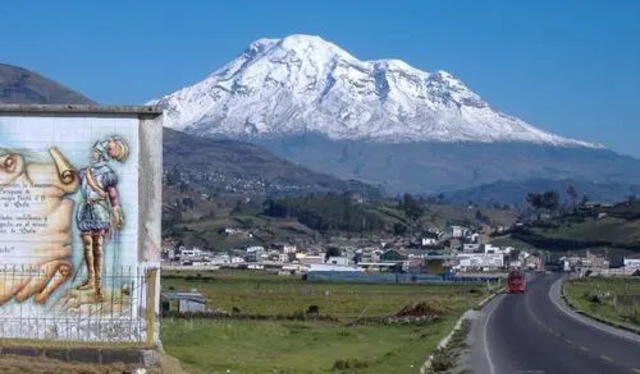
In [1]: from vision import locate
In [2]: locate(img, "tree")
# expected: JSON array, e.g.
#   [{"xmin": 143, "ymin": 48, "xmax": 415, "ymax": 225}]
[
  {"xmin": 581, "ymin": 195, "xmax": 590, "ymax": 206},
  {"xmin": 393, "ymin": 222, "xmax": 408, "ymax": 236},
  {"xmin": 527, "ymin": 190, "xmax": 560, "ymax": 219},
  {"xmin": 526, "ymin": 192, "xmax": 544, "ymax": 211},
  {"xmin": 567, "ymin": 185, "xmax": 578, "ymax": 206},
  {"xmin": 402, "ymin": 193, "xmax": 424, "ymax": 221},
  {"xmin": 325, "ymin": 247, "xmax": 341, "ymax": 260},
  {"xmin": 475, "ymin": 209, "xmax": 490, "ymax": 224},
  {"xmin": 541, "ymin": 191, "xmax": 560, "ymax": 211}
]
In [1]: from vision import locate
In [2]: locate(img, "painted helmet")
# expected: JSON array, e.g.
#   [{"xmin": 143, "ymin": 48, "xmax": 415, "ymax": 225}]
[{"xmin": 93, "ymin": 136, "xmax": 129, "ymax": 162}]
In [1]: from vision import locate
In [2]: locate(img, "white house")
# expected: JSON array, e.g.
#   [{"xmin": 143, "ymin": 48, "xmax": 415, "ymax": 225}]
[
  {"xmin": 245, "ymin": 246, "xmax": 265, "ymax": 262},
  {"xmin": 483, "ymin": 244, "xmax": 511, "ymax": 255},
  {"xmin": 448, "ymin": 225, "xmax": 466, "ymax": 238}
]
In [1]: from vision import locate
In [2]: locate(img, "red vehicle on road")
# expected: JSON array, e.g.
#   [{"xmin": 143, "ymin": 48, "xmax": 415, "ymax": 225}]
[{"xmin": 507, "ymin": 270, "xmax": 526, "ymax": 293}]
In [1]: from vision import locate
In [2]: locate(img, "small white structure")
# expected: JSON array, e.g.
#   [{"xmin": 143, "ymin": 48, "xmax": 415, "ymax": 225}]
[
  {"xmin": 483, "ymin": 244, "xmax": 512, "ymax": 255},
  {"xmin": 624, "ymin": 258, "xmax": 640, "ymax": 268},
  {"xmin": 448, "ymin": 225, "xmax": 466, "ymax": 238},
  {"xmin": 180, "ymin": 247, "xmax": 205, "ymax": 258},
  {"xmin": 326, "ymin": 256, "xmax": 350, "ymax": 266},
  {"xmin": 470, "ymin": 232, "xmax": 480, "ymax": 243},
  {"xmin": 455, "ymin": 253, "xmax": 504, "ymax": 272},
  {"xmin": 245, "ymin": 246, "xmax": 265, "ymax": 262},
  {"xmin": 283, "ymin": 245, "xmax": 298, "ymax": 254},
  {"xmin": 421, "ymin": 238, "xmax": 438, "ymax": 246},
  {"xmin": 296, "ymin": 253, "xmax": 325, "ymax": 265}
]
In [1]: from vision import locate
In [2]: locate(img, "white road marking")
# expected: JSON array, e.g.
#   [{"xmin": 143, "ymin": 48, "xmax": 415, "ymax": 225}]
[{"xmin": 482, "ymin": 296, "xmax": 499, "ymax": 374}]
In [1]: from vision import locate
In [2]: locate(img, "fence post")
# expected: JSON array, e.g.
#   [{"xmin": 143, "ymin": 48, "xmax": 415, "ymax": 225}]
[{"xmin": 146, "ymin": 267, "xmax": 159, "ymax": 347}]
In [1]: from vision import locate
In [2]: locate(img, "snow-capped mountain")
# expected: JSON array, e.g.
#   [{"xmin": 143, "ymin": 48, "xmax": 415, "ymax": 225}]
[{"xmin": 152, "ymin": 34, "xmax": 596, "ymax": 147}]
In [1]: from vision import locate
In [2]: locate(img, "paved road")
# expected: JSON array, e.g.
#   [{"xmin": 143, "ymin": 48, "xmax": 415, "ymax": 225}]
[{"xmin": 468, "ymin": 272, "xmax": 640, "ymax": 374}]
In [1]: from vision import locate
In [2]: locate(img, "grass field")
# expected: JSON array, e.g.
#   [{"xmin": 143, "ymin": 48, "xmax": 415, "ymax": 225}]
[
  {"xmin": 160, "ymin": 270, "xmax": 490, "ymax": 374},
  {"xmin": 565, "ymin": 277, "xmax": 640, "ymax": 328}
]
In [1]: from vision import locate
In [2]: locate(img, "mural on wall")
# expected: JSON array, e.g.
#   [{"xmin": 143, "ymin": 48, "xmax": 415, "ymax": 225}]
[
  {"xmin": 0, "ymin": 116, "xmax": 143, "ymax": 341},
  {"xmin": 0, "ymin": 147, "xmax": 77, "ymax": 305}
]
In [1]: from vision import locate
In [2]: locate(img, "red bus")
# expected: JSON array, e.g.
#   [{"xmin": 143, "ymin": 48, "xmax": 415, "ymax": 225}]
[{"xmin": 507, "ymin": 270, "xmax": 526, "ymax": 293}]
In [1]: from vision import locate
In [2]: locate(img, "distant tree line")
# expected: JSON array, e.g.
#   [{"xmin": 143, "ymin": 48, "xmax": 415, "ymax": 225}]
[{"xmin": 263, "ymin": 193, "xmax": 386, "ymax": 233}]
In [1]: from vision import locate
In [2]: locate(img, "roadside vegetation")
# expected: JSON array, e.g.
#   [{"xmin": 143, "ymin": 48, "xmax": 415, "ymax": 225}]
[
  {"xmin": 565, "ymin": 277, "xmax": 640, "ymax": 329},
  {"xmin": 160, "ymin": 270, "xmax": 489, "ymax": 374},
  {"xmin": 427, "ymin": 319, "xmax": 471, "ymax": 373}
]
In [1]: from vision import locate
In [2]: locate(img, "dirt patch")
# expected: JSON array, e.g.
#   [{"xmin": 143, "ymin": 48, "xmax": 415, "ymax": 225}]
[
  {"xmin": 348, "ymin": 300, "xmax": 449, "ymax": 326},
  {"xmin": 394, "ymin": 301, "xmax": 448, "ymax": 318},
  {"xmin": 385, "ymin": 301, "xmax": 449, "ymax": 324}
]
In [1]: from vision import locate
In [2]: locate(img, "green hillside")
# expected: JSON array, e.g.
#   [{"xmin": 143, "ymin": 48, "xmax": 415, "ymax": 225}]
[{"xmin": 491, "ymin": 200, "xmax": 640, "ymax": 253}]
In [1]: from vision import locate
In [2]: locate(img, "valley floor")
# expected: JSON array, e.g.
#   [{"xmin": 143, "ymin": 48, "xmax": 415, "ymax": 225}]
[{"xmin": 160, "ymin": 270, "xmax": 489, "ymax": 374}]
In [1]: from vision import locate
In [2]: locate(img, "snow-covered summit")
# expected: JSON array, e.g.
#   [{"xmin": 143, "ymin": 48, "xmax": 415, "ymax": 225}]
[{"xmin": 151, "ymin": 34, "xmax": 597, "ymax": 147}]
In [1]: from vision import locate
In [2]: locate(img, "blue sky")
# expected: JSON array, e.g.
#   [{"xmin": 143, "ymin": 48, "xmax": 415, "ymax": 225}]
[{"xmin": 1, "ymin": 1, "xmax": 638, "ymax": 156}]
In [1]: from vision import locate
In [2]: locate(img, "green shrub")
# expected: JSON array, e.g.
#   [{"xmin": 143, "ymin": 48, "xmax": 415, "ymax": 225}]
[{"xmin": 332, "ymin": 358, "xmax": 369, "ymax": 371}]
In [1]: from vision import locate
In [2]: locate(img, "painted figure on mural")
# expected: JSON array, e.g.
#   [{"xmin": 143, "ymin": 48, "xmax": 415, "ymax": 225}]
[{"xmin": 76, "ymin": 136, "xmax": 129, "ymax": 301}]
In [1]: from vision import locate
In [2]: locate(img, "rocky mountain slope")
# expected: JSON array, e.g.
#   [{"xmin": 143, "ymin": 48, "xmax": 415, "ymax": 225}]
[
  {"xmin": 163, "ymin": 127, "xmax": 377, "ymax": 197},
  {"xmin": 0, "ymin": 63, "xmax": 95, "ymax": 105}
]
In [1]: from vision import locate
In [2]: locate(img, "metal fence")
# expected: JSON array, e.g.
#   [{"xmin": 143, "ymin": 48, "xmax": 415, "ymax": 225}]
[
  {"xmin": 306, "ymin": 271, "xmax": 503, "ymax": 284},
  {"xmin": 0, "ymin": 264, "xmax": 149, "ymax": 342}
]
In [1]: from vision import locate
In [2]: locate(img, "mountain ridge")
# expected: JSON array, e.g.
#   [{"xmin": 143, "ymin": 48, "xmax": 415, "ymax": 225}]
[
  {"xmin": 152, "ymin": 34, "xmax": 597, "ymax": 148},
  {"xmin": 0, "ymin": 63, "xmax": 95, "ymax": 105},
  {"xmin": 163, "ymin": 127, "xmax": 379, "ymax": 197}
]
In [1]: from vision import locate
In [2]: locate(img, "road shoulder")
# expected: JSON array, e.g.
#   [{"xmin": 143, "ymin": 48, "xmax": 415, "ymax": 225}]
[
  {"xmin": 419, "ymin": 288, "xmax": 504, "ymax": 374},
  {"xmin": 453, "ymin": 293, "xmax": 504, "ymax": 374}
]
